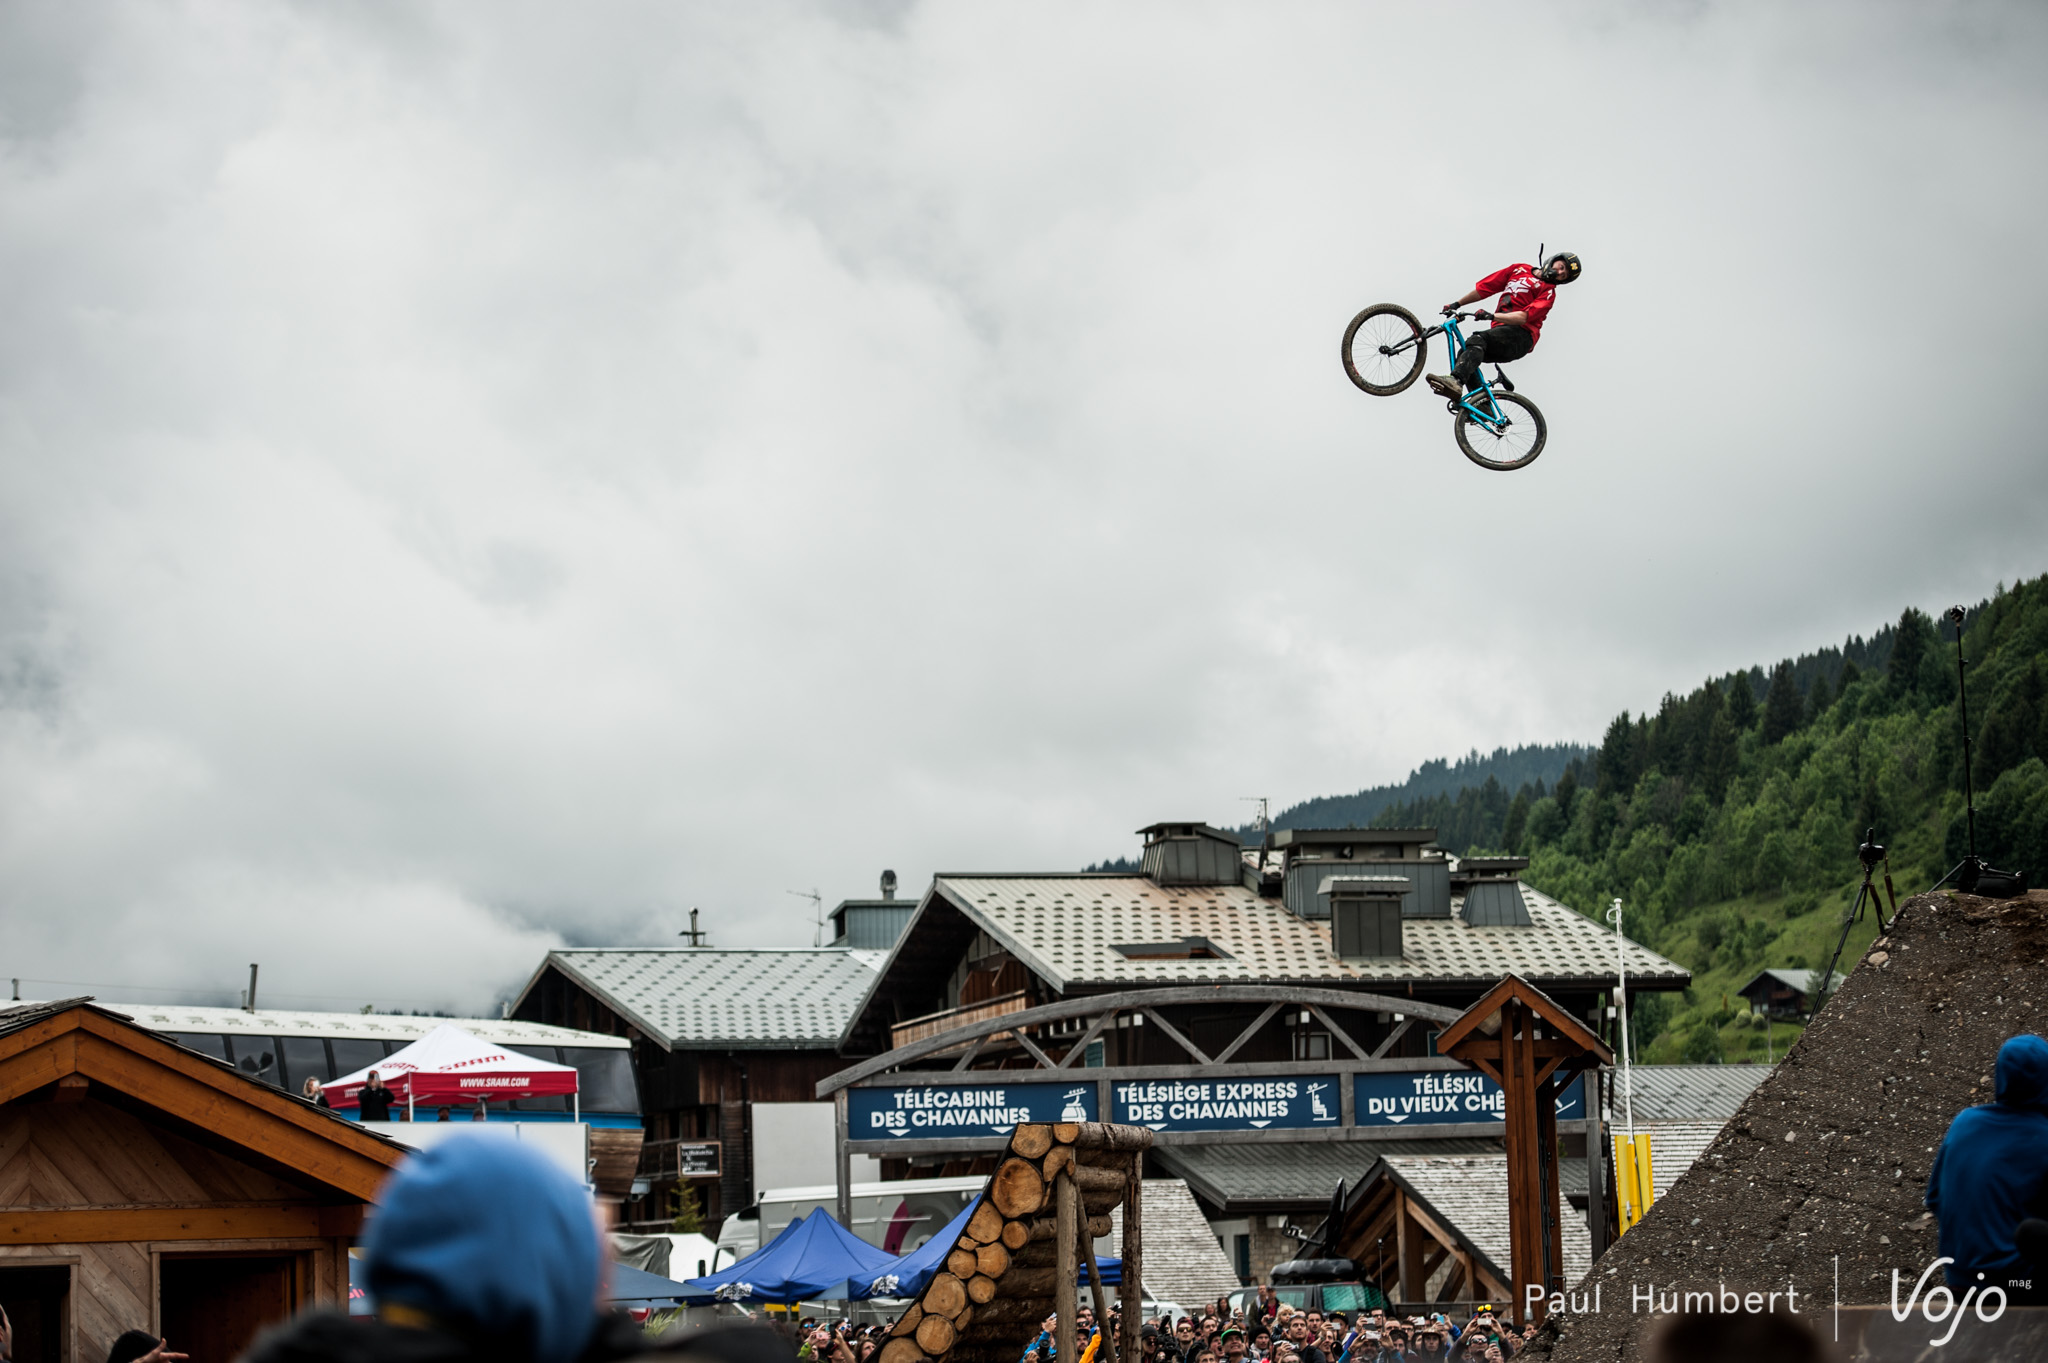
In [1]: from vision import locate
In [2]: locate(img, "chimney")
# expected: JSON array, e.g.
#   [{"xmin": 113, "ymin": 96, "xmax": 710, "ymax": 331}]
[{"xmin": 880, "ymin": 869, "xmax": 898, "ymax": 901}]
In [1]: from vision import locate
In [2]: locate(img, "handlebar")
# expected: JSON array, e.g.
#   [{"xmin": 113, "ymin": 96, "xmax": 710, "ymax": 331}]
[{"xmin": 1440, "ymin": 308, "xmax": 1492, "ymax": 322}]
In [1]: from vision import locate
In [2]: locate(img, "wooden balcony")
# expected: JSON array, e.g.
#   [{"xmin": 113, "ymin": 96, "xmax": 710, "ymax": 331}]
[{"xmin": 889, "ymin": 991, "xmax": 1031, "ymax": 1050}]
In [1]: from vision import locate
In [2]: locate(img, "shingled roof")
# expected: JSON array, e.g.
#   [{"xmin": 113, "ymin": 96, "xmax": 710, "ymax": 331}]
[
  {"xmin": 1373, "ymin": 1153, "xmax": 1593, "ymax": 1288},
  {"xmin": 919, "ymin": 875, "xmax": 1684, "ymax": 991},
  {"xmin": 1107, "ymin": 1179, "xmax": 1244, "ymax": 1308},
  {"xmin": 515, "ymin": 948, "xmax": 885, "ymax": 1050}
]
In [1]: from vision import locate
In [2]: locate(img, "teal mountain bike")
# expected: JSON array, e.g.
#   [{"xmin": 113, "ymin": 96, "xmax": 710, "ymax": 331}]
[{"xmin": 1342, "ymin": 304, "xmax": 1548, "ymax": 471}]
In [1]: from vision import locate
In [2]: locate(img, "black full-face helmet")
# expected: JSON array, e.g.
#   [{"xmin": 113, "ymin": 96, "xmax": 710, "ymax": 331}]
[{"xmin": 1542, "ymin": 251, "xmax": 1581, "ymax": 284}]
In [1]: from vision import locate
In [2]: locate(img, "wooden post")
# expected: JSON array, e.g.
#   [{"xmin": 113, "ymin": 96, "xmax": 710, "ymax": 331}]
[
  {"xmin": 1119, "ymin": 1160, "xmax": 1141, "ymax": 1363},
  {"xmin": 1083, "ymin": 1232, "xmax": 1112, "ymax": 1359},
  {"xmin": 1537, "ymin": 1072, "xmax": 1564, "ymax": 1303},
  {"xmin": 1055, "ymin": 1169, "xmax": 1078, "ymax": 1363},
  {"xmin": 835, "ymin": 1089, "xmax": 853, "ymax": 1229},
  {"xmin": 1503, "ymin": 1001, "xmax": 1543, "ymax": 1327},
  {"xmin": 1395, "ymin": 1190, "xmax": 1423, "ymax": 1306},
  {"xmin": 1584, "ymin": 1076, "xmax": 1608, "ymax": 1260}
]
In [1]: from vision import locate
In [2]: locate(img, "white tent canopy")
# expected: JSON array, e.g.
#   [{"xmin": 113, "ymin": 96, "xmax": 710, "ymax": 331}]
[{"xmin": 324, "ymin": 1023, "xmax": 580, "ymax": 1118}]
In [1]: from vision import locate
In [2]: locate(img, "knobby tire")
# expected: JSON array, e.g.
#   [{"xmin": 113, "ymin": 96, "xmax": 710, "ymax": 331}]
[
  {"xmin": 1454, "ymin": 390, "xmax": 1547, "ymax": 471},
  {"xmin": 1342, "ymin": 304, "xmax": 1427, "ymax": 396}
]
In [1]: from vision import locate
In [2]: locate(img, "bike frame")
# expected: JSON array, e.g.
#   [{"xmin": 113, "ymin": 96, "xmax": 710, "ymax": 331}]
[
  {"xmin": 1377, "ymin": 313, "xmax": 1513, "ymax": 431},
  {"xmin": 1434, "ymin": 316, "xmax": 1511, "ymax": 431}
]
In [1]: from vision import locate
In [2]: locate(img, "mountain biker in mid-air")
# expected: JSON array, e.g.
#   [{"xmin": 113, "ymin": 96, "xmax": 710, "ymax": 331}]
[{"xmin": 1425, "ymin": 252, "xmax": 1580, "ymax": 402}]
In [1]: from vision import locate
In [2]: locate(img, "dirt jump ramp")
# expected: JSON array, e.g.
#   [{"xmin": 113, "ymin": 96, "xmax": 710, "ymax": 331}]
[
  {"xmin": 879, "ymin": 1122, "xmax": 1152, "ymax": 1363},
  {"xmin": 1530, "ymin": 889, "xmax": 2048, "ymax": 1360}
]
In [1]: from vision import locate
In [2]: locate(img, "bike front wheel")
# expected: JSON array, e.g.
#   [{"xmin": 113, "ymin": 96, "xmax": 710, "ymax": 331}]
[
  {"xmin": 1454, "ymin": 391, "xmax": 1547, "ymax": 470},
  {"xmin": 1342, "ymin": 304, "xmax": 1427, "ymax": 395}
]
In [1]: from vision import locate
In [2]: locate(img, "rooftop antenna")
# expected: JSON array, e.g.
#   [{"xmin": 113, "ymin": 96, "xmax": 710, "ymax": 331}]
[
  {"xmin": 678, "ymin": 908, "xmax": 710, "ymax": 948},
  {"xmin": 1241, "ymin": 796, "xmax": 1273, "ymax": 867},
  {"xmin": 788, "ymin": 888, "xmax": 825, "ymax": 947},
  {"xmin": 244, "ymin": 963, "xmax": 259, "ymax": 1013}
]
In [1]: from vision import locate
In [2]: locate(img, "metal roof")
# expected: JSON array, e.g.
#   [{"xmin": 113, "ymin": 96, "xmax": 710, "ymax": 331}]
[
  {"xmin": 1736, "ymin": 968, "xmax": 1843, "ymax": 999},
  {"xmin": 525, "ymin": 948, "xmax": 884, "ymax": 1051},
  {"xmin": 1605, "ymin": 1064, "xmax": 1775, "ymax": 1124},
  {"xmin": 73, "ymin": 1001, "xmax": 630, "ymax": 1048},
  {"xmin": 922, "ymin": 875, "xmax": 1688, "ymax": 992},
  {"xmin": 1154, "ymin": 1138, "xmax": 1501, "ymax": 1212}
]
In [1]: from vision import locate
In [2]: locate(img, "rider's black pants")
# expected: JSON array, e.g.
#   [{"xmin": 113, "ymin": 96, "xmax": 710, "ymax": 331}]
[{"xmin": 1451, "ymin": 323, "xmax": 1534, "ymax": 389}]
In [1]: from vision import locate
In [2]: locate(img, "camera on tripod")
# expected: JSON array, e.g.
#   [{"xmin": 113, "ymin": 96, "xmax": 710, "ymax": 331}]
[{"xmin": 1857, "ymin": 829, "xmax": 1885, "ymax": 869}]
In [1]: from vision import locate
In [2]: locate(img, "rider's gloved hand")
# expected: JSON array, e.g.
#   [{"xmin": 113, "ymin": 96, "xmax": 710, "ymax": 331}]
[{"xmin": 1441, "ymin": 303, "xmax": 1458, "ymax": 316}]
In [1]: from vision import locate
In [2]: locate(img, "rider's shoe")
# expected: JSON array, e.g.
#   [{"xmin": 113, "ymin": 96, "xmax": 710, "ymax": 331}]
[{"xmin": 1426, "ymin": 374, "xmax": 1462, "ymax": 401}]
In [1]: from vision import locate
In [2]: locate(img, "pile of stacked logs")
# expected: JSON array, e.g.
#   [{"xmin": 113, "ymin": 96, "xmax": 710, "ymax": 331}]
[{"xmin": 878, "ymin": 1122, "xmax": 1152, "ymax": 1363}]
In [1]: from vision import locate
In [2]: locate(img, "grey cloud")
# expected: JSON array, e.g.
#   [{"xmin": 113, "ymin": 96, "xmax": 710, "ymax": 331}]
[{"xmin": 1, "ymin": 1, "xmax": 2044, "ymax": 1014}]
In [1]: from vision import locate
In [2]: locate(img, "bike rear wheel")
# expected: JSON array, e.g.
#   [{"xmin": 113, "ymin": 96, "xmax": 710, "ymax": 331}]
[
  {"xmin": 1342, "ymin": 304, "xmax": 1427, "ymax": 395},
  {"xmin": 1454, "ymin": 390, "xmax": 1547, "ymax": 470}
]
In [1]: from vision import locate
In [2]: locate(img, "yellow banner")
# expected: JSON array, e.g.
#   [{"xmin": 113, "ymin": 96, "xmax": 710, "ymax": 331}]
[{"xmin": 1614, "ymin": 1132, "xmax": 1655, "ymax": 1235}]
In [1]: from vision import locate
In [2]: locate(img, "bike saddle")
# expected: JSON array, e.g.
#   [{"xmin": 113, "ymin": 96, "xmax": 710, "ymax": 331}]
[{"xmin": 1492, "ymin": 367, "xmax": 1515, "ymax": 393}]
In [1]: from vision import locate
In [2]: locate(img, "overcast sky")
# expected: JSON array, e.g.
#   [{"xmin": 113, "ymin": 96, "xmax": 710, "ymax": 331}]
[{"xmin": 4, "ymin": 2, "xmax": 2045, "ymax": 1016}]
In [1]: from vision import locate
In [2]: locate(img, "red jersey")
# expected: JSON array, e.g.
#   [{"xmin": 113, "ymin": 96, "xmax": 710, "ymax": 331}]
[{"xmin": 1473, "ymin": 263, "xmax": 1556, "ymax": 344}]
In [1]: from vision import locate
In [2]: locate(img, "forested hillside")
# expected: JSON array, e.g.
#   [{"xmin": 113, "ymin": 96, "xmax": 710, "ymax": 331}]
[
  {"xmin": 1371, "ymin": 575, "xmax": 2048, "ymax": 1060},
  {"xmin": 1257, "ymin": 742, "xmax": 1589, "ymax": 836}
]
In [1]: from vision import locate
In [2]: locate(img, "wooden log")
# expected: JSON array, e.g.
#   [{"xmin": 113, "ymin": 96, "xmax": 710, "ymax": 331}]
[
  {"xmin": 1053, "ymin": 1122, "xmax": 1081, "ymax": 1144},
  {"xmin": 967, "ymin": 1202, "xmax": 1007, "ymax": 1245},
  {"xmin": 1070, "ymin": 1165, "xmax": 1127, "ymax": 1195},
  {"xmin": 1080, "ymin": 1186, "xmax": 1125, "ymax": 1217},
  {"xmin": 927, "ymin": 1273, "xmax": 969, "ymax": 1320},
  {"xmin": 1055, "ymin": 1171, "xmax": 1078, "ymax": 1363},
  {"xmin": 879, "ymin": 1338, "xmax": 927, "ymax": 1363},
  {"xmin": 891, "ymin": 1305, "xmax": 924, "ymax": 1337},
  {"xmin": 1027, "ymin": 1213, "xmax": 1111, "ymax": 1241},
  {"xmin": 954, "ymin": 1305, "xmax": 976, "ymax": 1333},
  {"xmin": 1011, "ymin": 1124, "xmax": 1054, "ymax": 1159},
  {"xmin": 967, "ymin": 1273, "xmax": 998, "ymax": 1305},
  {"xmin": 961, "ymin": 1299, "xmax": 1054, "ymax": 1326},
  {"xmin": 948, "ymin": 1248, "xmax": 979, "ymax": 1279},
  {"xmin": 1000, "ymin": 1219, "xmax": 1030, "ymax": 1250},
  {"xmin": 1042, "ymin": 1146, "xmax": 1074, "ymax": 1183},
  {"xmin": 1067, "ymin": 1123, "xmax": 1154, "ymax": 1152},
  {"xmin": 1082, "ymin": 1233, "xmax": 1113, "ymax": 1361},
  {"xmin": 976, "ymin": 1242, "xmax": 1011, "ymax": 1278},
  {"xmin": 992, "ymin": 1158, "xmax": 1048, "ymax": 1218},
  {"xmin": 916, "ymin": 1315, "xmax": 957, "ymax": 1355},
  {"xmin": 1118, "ymin": 1168, "xmax": 1142, "ymax": 1363}
]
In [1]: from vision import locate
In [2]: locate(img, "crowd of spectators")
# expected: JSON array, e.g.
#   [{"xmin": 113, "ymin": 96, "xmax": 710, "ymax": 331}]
[{"xmin": 783, "ymin": 1297, "xmax": 1537, "ymax": 1363}]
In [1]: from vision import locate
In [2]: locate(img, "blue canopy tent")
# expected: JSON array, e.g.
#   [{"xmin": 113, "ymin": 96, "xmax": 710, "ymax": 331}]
[
  {"xmin": 834, "ymin": 1197, "xmax": 982, "ymax": 1300},
  {"xmin": 686, "ymin": 1206, "xmax": 901, "ymax": 1304},
  {"xmin": 608, "ymin": 1262, "xmax": 713, "ymax": 1308},
  {"xmin": 834, "ymin": 1196, "xmax": 1124, "ymax": 1301}
]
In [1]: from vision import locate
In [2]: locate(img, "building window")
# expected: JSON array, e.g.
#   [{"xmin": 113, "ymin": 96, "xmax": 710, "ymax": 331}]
[
  {"xmin": 1235, "ymin": 1234, "xmax": 1252, "ymax": 1284},
  {"xmin": 1084, "ymin": 1039, "xmax": 1105, "ymax": 1068},
  {"xmin": 1293, "ymin": 1031, "xmax": 1330, "ymax": 1061}
]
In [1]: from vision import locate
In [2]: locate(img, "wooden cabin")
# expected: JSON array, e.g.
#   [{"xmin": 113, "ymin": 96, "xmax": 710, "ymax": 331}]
[{"xmin": 0, "ymin": 1000, "xmax": 405, "ymax": 1363}]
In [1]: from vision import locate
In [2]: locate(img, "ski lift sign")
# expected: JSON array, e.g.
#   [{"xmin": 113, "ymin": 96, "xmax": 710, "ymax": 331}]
[
  {"xmin": 1353, "ymin": 1070, "xmax": 1586, "ymax": 1126},
  {"xmin": 850, "ymin": 1081, "xmax": 1099, "ymax": 1139},
  {"xmin": 1113, "ymin": 1076, "xmax": 1343, "ymax": 1133}
]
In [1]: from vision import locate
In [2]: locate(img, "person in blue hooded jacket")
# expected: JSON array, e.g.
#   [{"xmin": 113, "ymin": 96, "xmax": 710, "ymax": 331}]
[
  {"xmin": 1925, "ymin": 1033, "xmax": 2048, "ymax": 1305},
  {"xmin": 243, "ymin": 1133, "xmax": 782, "ymax": 1363}
]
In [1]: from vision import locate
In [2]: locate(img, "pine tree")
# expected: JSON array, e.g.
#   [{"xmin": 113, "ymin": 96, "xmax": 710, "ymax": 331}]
[
  {"xmin": 1504, "ymin": 788, "xmax": 1532, "ymax": 854},
  {"xmin": 1761, "ymin": 661, "xmax": 1803, "ymax": 745},
  {"xmin": 1596, "ymin": 712, "xmax": 1638, "ymax": 797},
  {"xmin": 1726, "ymin": 671, "xmax": 1758, "ymax": 731},
  {"xmin": 1974, "ymin": 657, "xmax": 2046, "ymax": 787},
  {"xmin": 1805, "ymin": 671, "xmax": 1834, "ymax": 724}
]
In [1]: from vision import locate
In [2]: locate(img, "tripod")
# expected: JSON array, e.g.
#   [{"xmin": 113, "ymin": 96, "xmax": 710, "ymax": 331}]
[
  {"xmin": 1927, "ymin": 604, "xmax": 2029, "ymax": 898},
  {"xmin": 1809, "ymin": 828, "xmax": 1895, "ymax": 1022}
]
